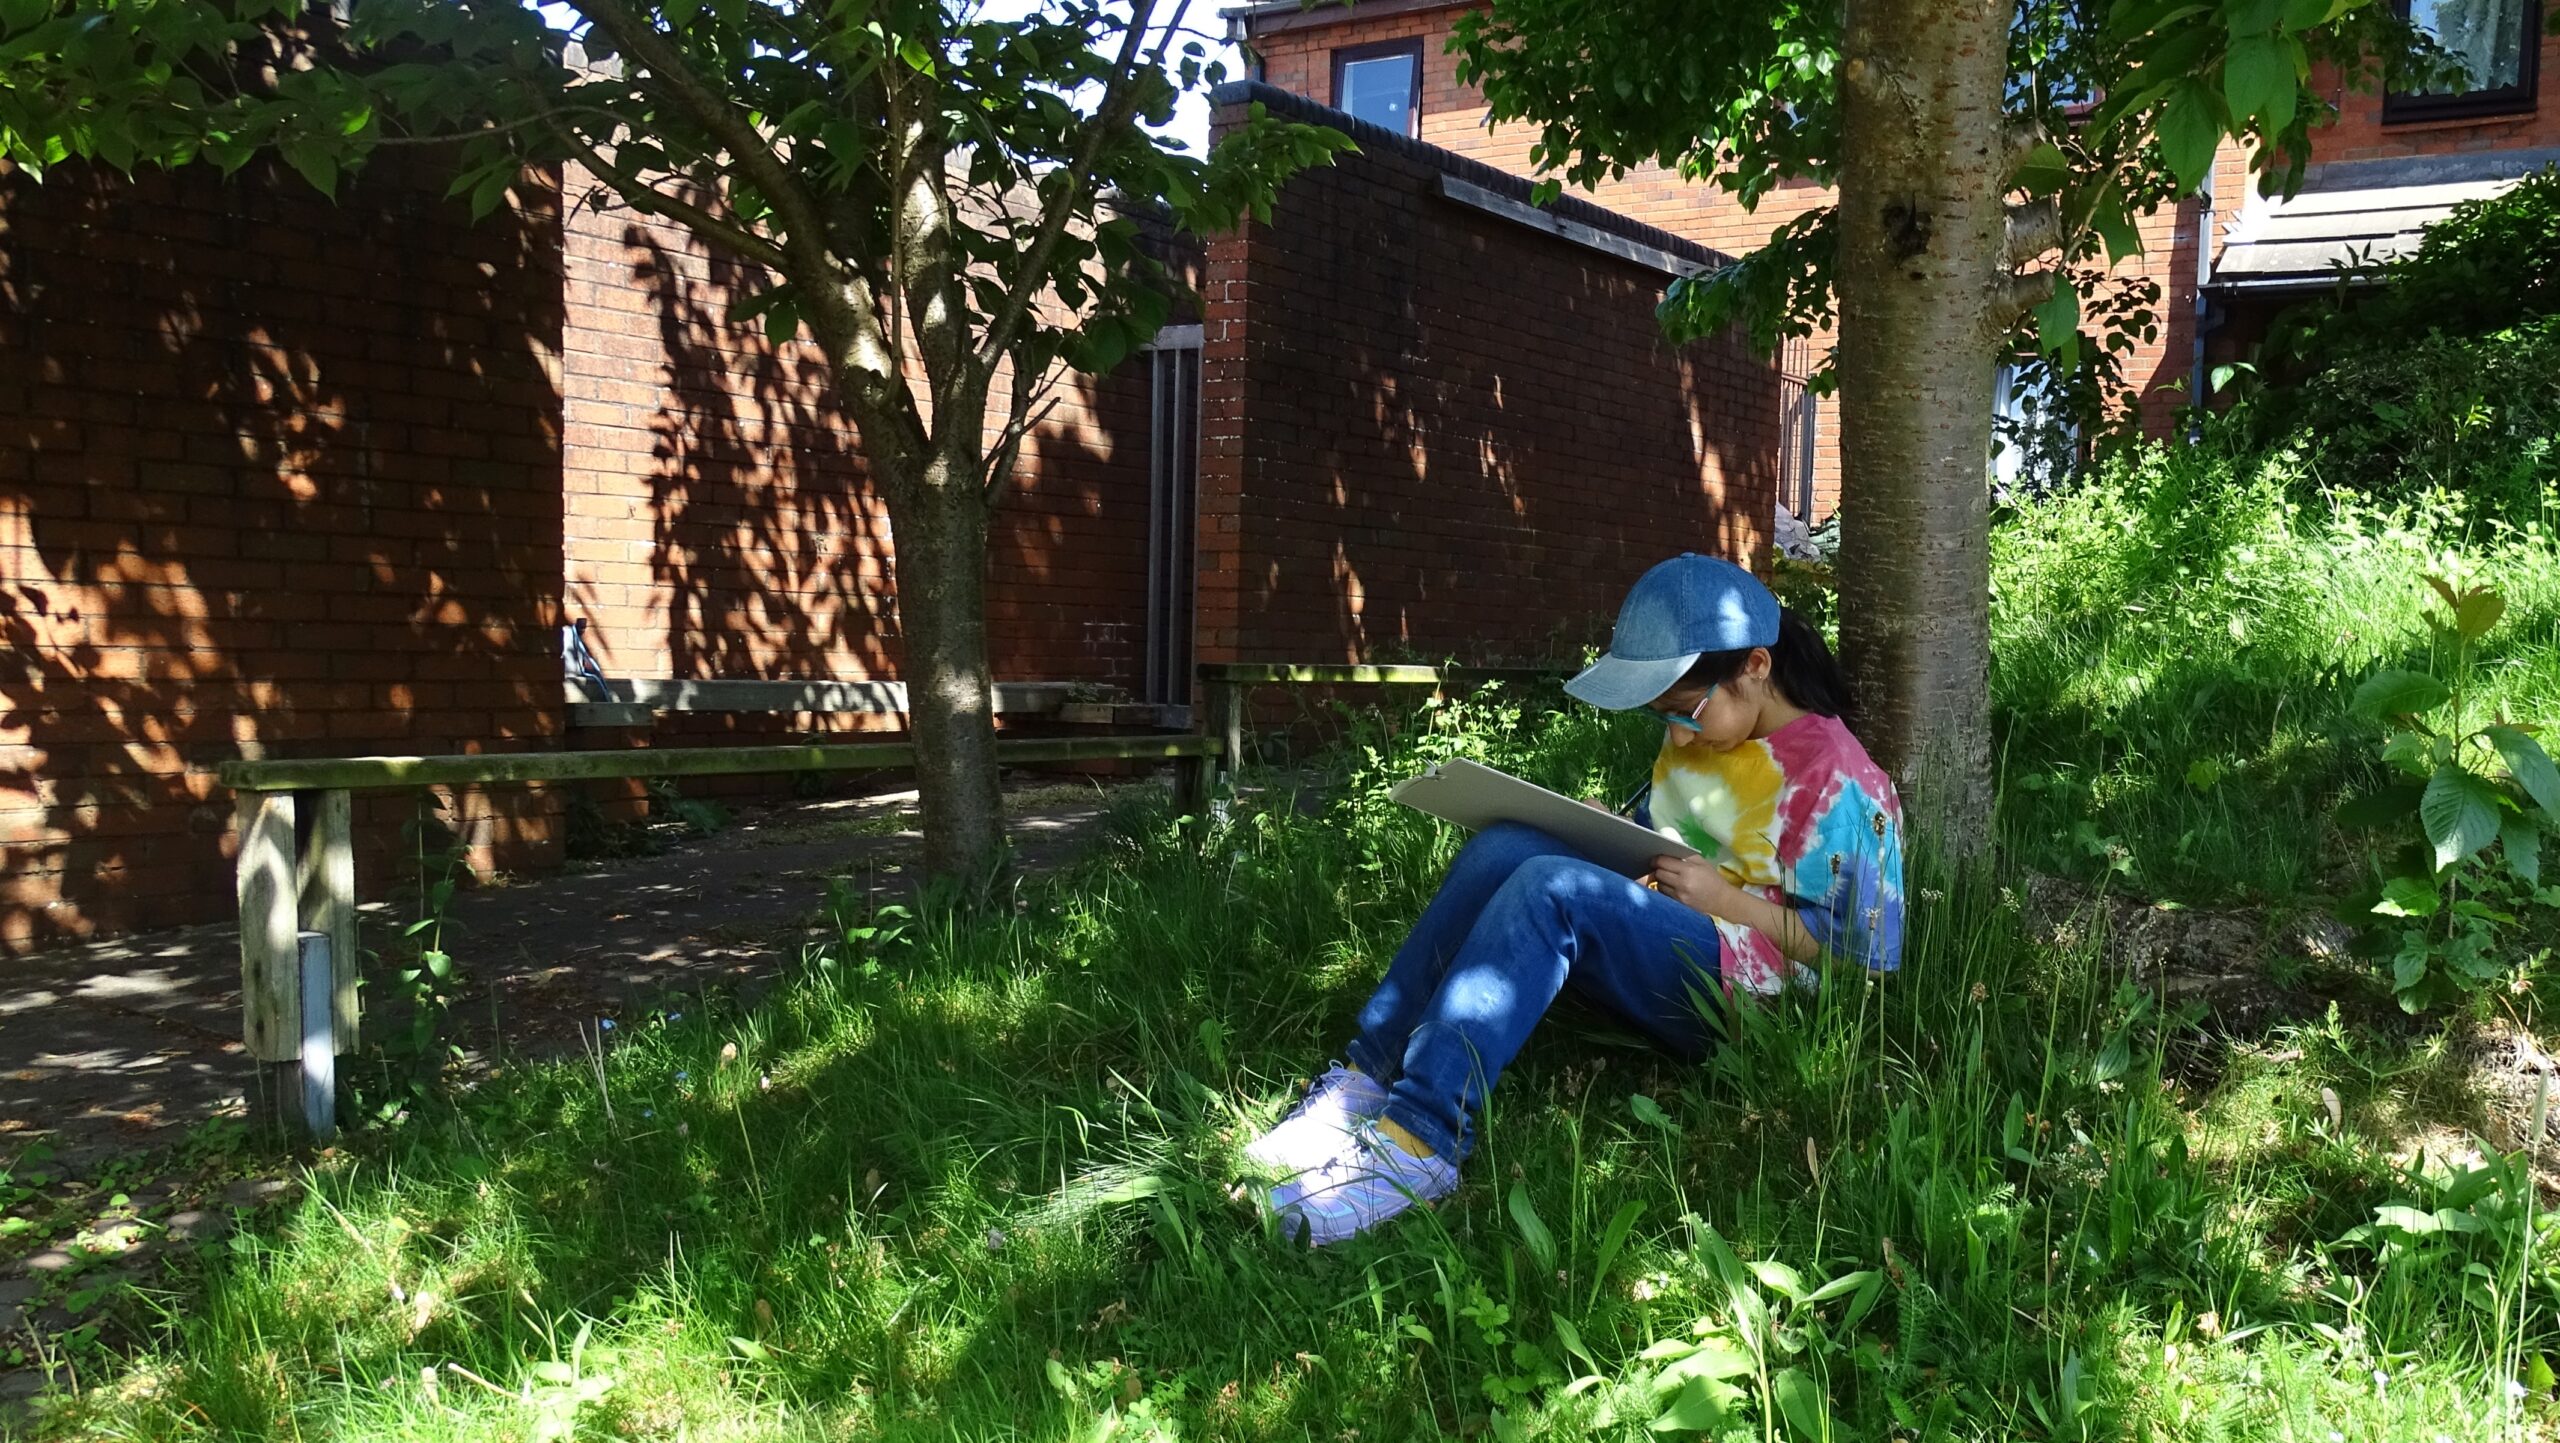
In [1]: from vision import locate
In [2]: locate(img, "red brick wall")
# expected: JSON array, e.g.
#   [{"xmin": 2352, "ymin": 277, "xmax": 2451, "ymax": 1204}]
[
  {"xmin": 1, "ymin": 161, "xmax": 1173, "ymax": 952},
  {"xmin": 1199, "ymin": 85, "xmax": 1781, "ymax": 668},
  {"xmin": 0, "ymin": 159, "xmax": 567, "ymax": 951},
  {"xmin": 558, "ymin": 185, "xmax": 1164, "ymax": 715}
]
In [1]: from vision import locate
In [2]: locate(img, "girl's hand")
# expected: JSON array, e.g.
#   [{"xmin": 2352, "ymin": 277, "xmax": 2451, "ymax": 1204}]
[
  {"xmin": 1648, "ymin": 854, "xmax": 1738, "ymax": 916},
  {"xmin": 1650, "ymin": 854, "xmax": 1823, "ymax": 965}
]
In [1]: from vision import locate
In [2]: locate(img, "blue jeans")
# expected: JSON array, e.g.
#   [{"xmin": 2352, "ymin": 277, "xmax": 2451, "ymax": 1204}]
[{"xmin": 1344, "ymin": 823, "xmax": 1725, "ymax": 1161}]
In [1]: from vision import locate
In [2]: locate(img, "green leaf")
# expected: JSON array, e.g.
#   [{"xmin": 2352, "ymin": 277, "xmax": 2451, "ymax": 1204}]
[
  {"xmin": 278, "ymin": 138, "xmax": 338, "ymax": 197},
  {"xmin": 2373, "ymin": 873, "xmax": 2440, "ymax": 918},
  {"xmin": 1749, "ymin": 1259, "xmax": 1809, "ymax": 1301},
  {"xmin": 2158, "ymin": 79, "xmax": 2225, "ymax": 193},
  {"xmin": 1772, "ymin": 1367, "xmax": 1834, "ymax": 1442},
  {"xmin": 1629, "ymin": 1094, "xmax": 1679, "ymax": 1132},
  {"xmin": 2011, "ymin": 140, "xmax": 2069, "ymax": 195},
  {"xmin": 2454, "ymin": 589, "xmax": 2508, "ymax": 641},
  {"xmin": 2033, "ymin": 275, "xmax": 2080, "ymax": 365},
  {"xmin": 1657, "ymin": 1337, "xmax": 1757, "ymax": 1384},
  {"xmin": 896, "ymin": 35, "xmax": 936, "ymax": 76},
  {"xmin": 2486, "ymin": 725, "xmax": 2560, "ymax": 818},
  {"xmin": 2280, "ymin": 0, "xmax": 2342, "ymax": 26},
  {"xmin": 1838, "ymin": 1271, "xmax": 1886, "ymax": 1331},
  {"xmin": 1652, "ymin": 1376, "xmax": 1740, "ymax": 1431},
  {"xmin": 2092, "ymin": 197, "xmax": 2146, "ymax": 264},
  {"xmin": 2504, "ymin": 814, "xmax": 2542, "ymax": 888},
  {"xmin": 1553, "ymin": 1315, "xmax": 1600, "ymax": 1375},
  {"xmin": 2221, "ymin": 34, "xmax": 2299, "ymax": 132},
  {"xmin": 1806, "ymin": 1268, "xmax": 1879, "ymax": 1304},
  {"xmin": 2227, "ymin": 0, "xmax": 2284, "ymax": 35},
  {"xmin": 761, "ymin": 298, "xmax": 800, "ymax": 347},
  {"xmin": 1507, "ymin": 1182, "xmax": 1557, "ymax": 1272},
  {"xmin": 468, "ymin": 166, "xmax": 515, "ymax": 221},
  {"xmin": 2421, "ymin": 765, "xmax": 2503, "ymax": 872},
  {"xmin": 1587, "ymin": 1199, "xmax": 1645, "ymax": 1311},
  {"xmin": 2350, "ymin": 669, "xmax": 2451, "ymax": 720}
]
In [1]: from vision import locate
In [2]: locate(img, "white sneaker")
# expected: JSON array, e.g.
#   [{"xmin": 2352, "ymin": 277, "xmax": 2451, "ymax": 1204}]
[{"xmin": 1244, "ymin": 1064, "xmax": 1387, "ymax": 1178}]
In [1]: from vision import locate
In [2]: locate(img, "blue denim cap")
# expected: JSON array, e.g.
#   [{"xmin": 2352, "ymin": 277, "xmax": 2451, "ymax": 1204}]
[{"xmin": 1564, "ymin": 554, "xmax": 1782, "ymax": 711}]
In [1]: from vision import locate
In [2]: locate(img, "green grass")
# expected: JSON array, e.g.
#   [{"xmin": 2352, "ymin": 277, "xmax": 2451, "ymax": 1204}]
[
  {"xmin": 23, "ymin": 443, "xmax": 2560, "ymax": 1440},
  {"xmin": 1992, "ymin": 442, "xmax": 2560, "ymax": 904},
  {"xmin": 23, "ymin": 669, "xmax": 2560, "ymax": 1441}
]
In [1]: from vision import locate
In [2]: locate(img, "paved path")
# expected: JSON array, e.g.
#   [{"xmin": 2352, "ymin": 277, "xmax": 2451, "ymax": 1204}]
[{"xmin": 0, "ymin": 781, "xmax": 1126, "ymax": 1170}]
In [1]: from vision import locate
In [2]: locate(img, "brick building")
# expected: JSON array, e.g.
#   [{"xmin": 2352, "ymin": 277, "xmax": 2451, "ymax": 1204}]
[
  {"xmin": 2, "ymin": 90, "xmax": 1782, "ymax": 950},
  {"xmin": 1228, "ymin": 0, "xmax": 2560, "ymax": 511},
  {"xmin": 1195, "ymin": 84, "xmax": 1779, "ymax": 670}
]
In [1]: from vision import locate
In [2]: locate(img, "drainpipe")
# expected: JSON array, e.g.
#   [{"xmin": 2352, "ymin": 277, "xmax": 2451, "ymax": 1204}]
[
  {"xmin": 1228, "ymin": 11, "xmax": 1264, "ymax": 84},
  {"xmin": 2188, "ymin": 154, "xmax": 2219, "ymax": 417}
]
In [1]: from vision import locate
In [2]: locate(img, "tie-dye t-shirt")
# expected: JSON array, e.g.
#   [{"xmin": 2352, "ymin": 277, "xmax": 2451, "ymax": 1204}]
[{"xmin": 1643, "ymin": 713, "xmax": 1905, "ymax": 995}]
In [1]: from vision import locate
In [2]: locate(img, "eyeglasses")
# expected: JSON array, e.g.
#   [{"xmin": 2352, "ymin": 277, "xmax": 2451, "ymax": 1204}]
[{"xmin": 1660, "ymin": 683, "xmax": 1721, "ymax": 733}]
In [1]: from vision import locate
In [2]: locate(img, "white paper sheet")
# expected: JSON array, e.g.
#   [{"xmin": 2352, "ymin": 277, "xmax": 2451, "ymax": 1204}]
[{"xmin": 1389, "ymin": 758, "xmax": 1699, "ymax": 879}]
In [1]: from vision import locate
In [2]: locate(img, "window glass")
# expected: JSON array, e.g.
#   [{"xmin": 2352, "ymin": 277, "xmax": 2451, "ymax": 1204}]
[
  {"xmin": 2404, "ymin": 0, "xmax": 2530, "ymax": 93},
  {"xmin": 1337, "ymin": 50, "xmax": 1420, "ymax": 135}
]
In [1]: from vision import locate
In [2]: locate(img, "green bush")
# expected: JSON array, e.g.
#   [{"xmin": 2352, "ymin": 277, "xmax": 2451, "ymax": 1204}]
[
  {"xmin": 2242, "ymin": 166, "xmax": 2560, "ymax": 513},
  {"xmin": 2261, "ymin": 318, "xmax": 2560, "ymax": 512}
]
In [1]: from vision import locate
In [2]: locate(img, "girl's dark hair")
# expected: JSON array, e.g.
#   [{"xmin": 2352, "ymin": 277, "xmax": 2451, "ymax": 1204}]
[{"xmin": 1679, "ymin": 607, "xmax": 1854, "ymax": 724}]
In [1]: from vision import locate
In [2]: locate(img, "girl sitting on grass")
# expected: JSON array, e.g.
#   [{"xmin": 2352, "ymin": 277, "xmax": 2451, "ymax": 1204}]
[{"xmin": 1246, "ymin": 554, "xmax": 1905, "ymax": 1246}]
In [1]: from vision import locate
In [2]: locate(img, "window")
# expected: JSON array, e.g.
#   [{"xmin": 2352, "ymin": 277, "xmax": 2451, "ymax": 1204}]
[
  {"xmin": 2385, "ymin": 0, "xmax": 2540, "ymax": 122},
  {"xmin": 1333, "ymin": 40, "xmax": 1423, "ymax": 136},
  {"xmin": 1992, "ymin": 360, "xmax": 2083, "ymax": 496}
]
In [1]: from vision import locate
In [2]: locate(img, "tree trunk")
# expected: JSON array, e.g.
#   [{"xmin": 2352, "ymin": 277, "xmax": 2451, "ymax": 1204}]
[
  {"xmin": 883, "ymin": 460, "xmax": 1007, "ymax": 883},
  {"xmin": 1831, "ymin": 0, "xmax": 2014, "ymax": 857}
]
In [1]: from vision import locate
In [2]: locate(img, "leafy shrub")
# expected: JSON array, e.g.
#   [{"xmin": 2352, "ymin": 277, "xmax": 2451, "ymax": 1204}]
[
  {"xmin": 2242, "ymin": 167, "xmax": 2560, "ymax": 513},
  {"xmin": 2261, "ymin": 318, "xmax": 2560, "ymax": 513},
  {"xmin": 2351, "ymin": 165, "xmax": 2560, "ymax": 339},
  {"xmin": 2335, "ymin": 576, "xmax": 2560, "ymax": 1011}
]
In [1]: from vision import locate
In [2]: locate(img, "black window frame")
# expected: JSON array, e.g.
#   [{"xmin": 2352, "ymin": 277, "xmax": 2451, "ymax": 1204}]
[
  {"xmin": 1331, "ymin": 38, "xmax": 1425, "ymax": 137},
  {"xmin": 2382, "ymin": 0, "xmax": 2543, "ymax": 124}
]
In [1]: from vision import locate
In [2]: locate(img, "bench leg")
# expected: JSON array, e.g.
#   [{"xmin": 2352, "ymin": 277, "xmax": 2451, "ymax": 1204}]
[
  {"xmin": 296, "ymin": 788, "xmax": 359, "ymax": 1054},
  {"xmin": 238, "ymin": 791, "xmax": 308, "ymax": 1135}
]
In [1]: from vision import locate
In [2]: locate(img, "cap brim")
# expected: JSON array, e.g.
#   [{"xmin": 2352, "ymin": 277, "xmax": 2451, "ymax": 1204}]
[{"xmin": 1563, "ymin": 652, "xmax": 1699, "ymax": 711}]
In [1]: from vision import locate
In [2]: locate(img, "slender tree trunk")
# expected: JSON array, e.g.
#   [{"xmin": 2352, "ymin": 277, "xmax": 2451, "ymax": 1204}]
[
  {"xmin": 882, "ymin": 458, "xmax": 1007, "ymax": 883},
  {"xmin": 1832, "ymin": 0, "xmax": 2014, "ymax": 856}
]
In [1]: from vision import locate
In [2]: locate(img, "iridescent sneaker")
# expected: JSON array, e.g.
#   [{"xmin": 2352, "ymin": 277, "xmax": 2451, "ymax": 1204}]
[
  {"xmin": 1270, "ymin": 1121, "xmax": 1459, "ymax": 1247},
  {"xmin": 1243, "ymin": 1064, "xmax": 1387, "ymax": 1178}
]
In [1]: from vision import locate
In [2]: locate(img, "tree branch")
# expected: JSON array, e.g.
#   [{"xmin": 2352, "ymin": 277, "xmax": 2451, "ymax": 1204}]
[
  {"xmin": 1998, "ymin": 266, "xmax": 2060, "ymax": 329},
  {"xmin": 559, "ymin": 0, "xmax": 919, "ymax": 463},
  {"xmin": 2003, "ymin": 116, "xmax": 2052, "ymax": 177},
  {"xmin": 2005, "ymin": 197, "xmax": 2063, "ymax": 270},
  {"xmin": 548, "ymin": 116, "xmax": 791, "ymax": 272},
  {"xmin": 974, "ymin": 0, "xmax": 1174, "ymax": 372}
]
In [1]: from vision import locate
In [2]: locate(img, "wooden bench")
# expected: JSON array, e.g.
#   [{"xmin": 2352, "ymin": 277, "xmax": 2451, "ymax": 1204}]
[
  {"xmin": 214, "ymin": 662, "xmax": 1561, "ymax": 1141},
  {"xmin": 218, "ymin": 732, "xmax": 1221, "ymax": 1141},
  {"xmin": 562, "ymin": 678, "xmax": 1095, "ymax": 730}
]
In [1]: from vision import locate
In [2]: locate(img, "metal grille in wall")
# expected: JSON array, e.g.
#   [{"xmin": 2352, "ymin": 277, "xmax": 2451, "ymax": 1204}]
[
  {"xmin": 1142, "ymin": 326, "xmax": 1203, "ymax": 709},
  {"xmin": 1777, "ymin": 335, "xmax": 1820, "ymax": 520}
]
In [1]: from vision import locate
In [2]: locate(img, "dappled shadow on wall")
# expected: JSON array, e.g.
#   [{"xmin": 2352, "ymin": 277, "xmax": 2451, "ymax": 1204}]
[
  {"xmin": 617, "ymin": 221, "xmax": 895, "ymax": 705},
  {"xmin": 1235, "ymin": 192, "xmax": 1776, "ymax": 667},
  {"xmin": 0, "ymin": 156, "xmax": 565, "ymax": 951},
  {"xmin": 563, "ymin": 199, "xmax": 1166, "ymax": 726}
]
